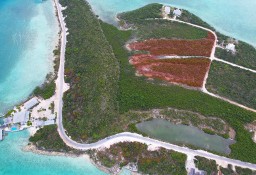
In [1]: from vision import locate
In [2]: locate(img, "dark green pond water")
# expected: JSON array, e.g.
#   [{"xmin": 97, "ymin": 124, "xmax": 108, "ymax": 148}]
[{"xmin": 136, "ymin": 118, "xmax": 234, "ymax": 154}]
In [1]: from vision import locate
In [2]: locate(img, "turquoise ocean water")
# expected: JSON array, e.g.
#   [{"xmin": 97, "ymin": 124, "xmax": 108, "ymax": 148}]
[
  {"xmin": 87, "ymin": 0, "xmax": 256, "ymax": 47},
  {"xmin": 0, "ymin": 0, "xmax": 107, "ymax": 174},
  {"xmin": 0, "ymin": 131, "xmax": 107, "ymax": 175},
  {"xmin": 0, "ymin": 0, "xmax": 59, "ymax": 114},
  {"xmin": 0, "ymin": 0, "xmax": 256, "ymax": 174}
]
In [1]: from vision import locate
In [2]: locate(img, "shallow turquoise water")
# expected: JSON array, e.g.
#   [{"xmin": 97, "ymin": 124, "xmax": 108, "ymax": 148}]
[
  {"xmin": 0, "ymin": 131, "xmax": 107, "ymax": 175},
  {"xmin": 87, "ymin": 0, "xmax": 256, "ymax": 47},
  {"xmin": 0, "ymin": 1, "xmax": 107, "ymax": 174},
  {"xmin": 136, "ymin": 119, "xmax": 234, "ymax": 154},
  {"xmin": 0, "ymin": 0, "xmax": 59, "ymax": 114}
]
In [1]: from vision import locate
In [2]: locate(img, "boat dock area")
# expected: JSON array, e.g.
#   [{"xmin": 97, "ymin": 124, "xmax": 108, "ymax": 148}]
[
  {"xmin": 0, "ymin": 129, "xmax": 3, "ymax": 141},
  {"xmin": 0, "ymin": 97, "xmax": 56, "ymax": 141}
]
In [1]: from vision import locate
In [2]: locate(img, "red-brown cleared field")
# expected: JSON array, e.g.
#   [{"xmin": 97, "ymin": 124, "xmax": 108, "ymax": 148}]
[
  {"xmin": 130, "ymin": 54, "xmax": 211, "ymax": 87},
  {"xmin": 129, "ymin": 32, "xmax": 215, "ymax": 57}
]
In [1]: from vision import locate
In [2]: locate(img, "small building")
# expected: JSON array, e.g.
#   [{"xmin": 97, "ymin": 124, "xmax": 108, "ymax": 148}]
[
  {"xmin": 13, "ymin": 110, "xmax": 27, "ymax": 125},
  {"xmin": 33, "ymin": 120, "xmax": 44, "ymax": 127},
  {"xmin": 23, "ymin": 97, "xmax": 39, "ymax": 110},
  {"xmin": 226, "ymin": 43, "xmax": 236, "ymax": 53},
  {"xmin": 44, "ymin": 120, "xmax": 55, "ymax": 126},
  {"xmin": 173, "ymin": 8, "xmax": 182, "ymax": 17},
  {"xmin": 164, "ymin": 6, "xmax": 171, "ymax": 14},
  {"xmin": 0, "ymin": 129, "xmax": 3, "ymax": 141},
  {"xmin": 0, "ymin": 117, "xmax": 4, "ymax": 126},
  {"xmin": 3, "ymin": 117, "xmax": 12, "ymax": 125}
]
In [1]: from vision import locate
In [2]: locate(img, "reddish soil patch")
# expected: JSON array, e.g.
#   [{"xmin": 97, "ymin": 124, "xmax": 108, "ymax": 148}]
[
  {"xmin": 129, "ymin": 32, "xmax": 215, "ymax": 57},
  {"xmin": 131, "ymin": 54, "xmax": 211, "ymax": 87}
]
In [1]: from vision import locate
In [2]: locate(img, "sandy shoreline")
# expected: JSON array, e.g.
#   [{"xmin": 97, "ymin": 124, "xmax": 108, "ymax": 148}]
[
  {"xmin": 22, "ymin": 143, "xmax": 115, "ymax": 174},
  {"xmin": 22, "ymin": 143, "xmax": 82, "ymax": 157}
]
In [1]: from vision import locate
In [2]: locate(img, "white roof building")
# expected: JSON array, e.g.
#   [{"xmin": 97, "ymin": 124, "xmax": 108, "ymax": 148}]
[
  {"xmin": 23, "ymin": 97, "xmax": 39, "ymax": 110},
  {"xmin": 3, "ymin": 117, "xmax": 12, "ymax": 125},
  {"xmin": 13, "ymin": 110, "xmax": 27, "ymax": 124},
  {"xmin": 164, "ymin": 6, "xmax": 171, "ymax": 14},
  {"xmin": 44, "ymin": 120, "xmax": 55, "ymax": 126},
  {"xmin": 0, "ymin": 129, "xmax": 2, "ymax": 141},
  {"xmin": 173, "ymin": 9, "xmax": 182, "ymax": 17},
  {"xmin": 226, "ymin": 43, "xmax": 236, "ymax": 52},
  {"xmin": 35, "ymin": 120, "xmax": 44, "ymax": 127}
]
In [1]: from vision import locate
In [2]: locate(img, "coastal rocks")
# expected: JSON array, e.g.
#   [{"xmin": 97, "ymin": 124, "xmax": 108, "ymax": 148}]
[{"xmin": 22, "ymin": 143, "xmax": 84, "ymax": 158}]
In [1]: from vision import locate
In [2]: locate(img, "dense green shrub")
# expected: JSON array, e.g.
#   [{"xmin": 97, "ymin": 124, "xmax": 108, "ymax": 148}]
[
  {"xmin": 118, "ymin": 3, "xmax": 162, "ymax": 24},
  {"xmin": 195, "ymin": 156, "xmax": 217, "ymax": 174},
  {"xmin": 29, "ymin": 125, "xmax": 72, "ymax": 151},
  {"xmin": 33, "ymin": 81, "xmax": 55, "ymax": 99},
  {"xmin": 59, "ymin": 0, "xmax": 120, "ymax": 142},
  {"xmin": 93, "ymin": 142, "xmax": 187, "ymax": 175},
  {"xmin": 206, "ymin": 61, "xmax": 256, "ymax": 109}
]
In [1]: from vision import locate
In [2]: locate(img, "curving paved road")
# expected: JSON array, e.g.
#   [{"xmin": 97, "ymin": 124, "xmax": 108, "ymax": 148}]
[{"xmin": 54, "ymin": 0, "xmax": 256, "ymax": 171}]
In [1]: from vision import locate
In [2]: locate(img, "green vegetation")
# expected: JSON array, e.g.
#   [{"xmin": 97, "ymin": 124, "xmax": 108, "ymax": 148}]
[
  {"xmin": 4, "ymin": 109, "xmax": 15, "ymax": 117},
  {"xmin": 27, "ymin": 121, "xmax": 32, "ymax": 126},
  {"xmin": 30, "ymin": 2, "xmax": 256, "ymax": 164},
  {"xmin": 219, "ymin": 164, "xmax": 256, "ymax": 175},
  {"xmin": 101, "ymin": 17, "xmax": 256, "ymax": 163},
  {"xmin": 135, "ymin": 20, "xmax": 208, "ymax": 40},
  {"xmin": 220, "ymin": 165, "xmax": 236, "ymax": 175},
  {"xmin": 59, "ymin": 0, "xmax": 119, "ymax": 142},
  {"xmin": 118, "ymin": 3, "xmax": 162, "ymax": 24},
  {"xmin": 119, "ymin": 6, "xmax": 208, "ymax": 40},
  {"xmin": 29, "ymin": 125, "xmax": 72, "ymax": 152},
  {"xmin": 160, "ymin": 108, "xmax": 229, "ymax": 136},
  {"xmin": 195, "ymin": 156, "xmax": 217, "ymax": 174},
  {"xmin": 236, "ymin": 167, "xmax": 256, "ymax": 175},
  {"xmin": 49, "ymin": 102, "xmax": 55, "ymax": 114},
  {"xmin": 122, "ymin": 108, "xmax": 230, "ymax": 138},
  {"xmin": 206, "ymin": 61, "xmax": 256, "ymax": 109},
  {"xmin": 179, "ymin": 10, "xmax": 215, "ymax": 31},
  {"xmin": 215, "ymin": 42, "xmax": 256, "ymax": 70},
  {"xmin": 33, "ymin": 81, "xmax": 55, "ymax": 99},
  {"xmin": 91, "ymin": 142, "xmax": 187, "ymax": 175}
]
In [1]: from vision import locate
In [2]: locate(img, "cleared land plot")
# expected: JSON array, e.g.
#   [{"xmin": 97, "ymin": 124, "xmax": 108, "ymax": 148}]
[
  {"xmin": 130, "ymin": 55, "xmax": 210, "ymax": 87},
  {"xmin": 128, "ymin": 32, "xmax": 214, "ymax": 57},
  {"xmin": 206, "ymin": 61, "xmax": 256, "ymax": 109}
]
